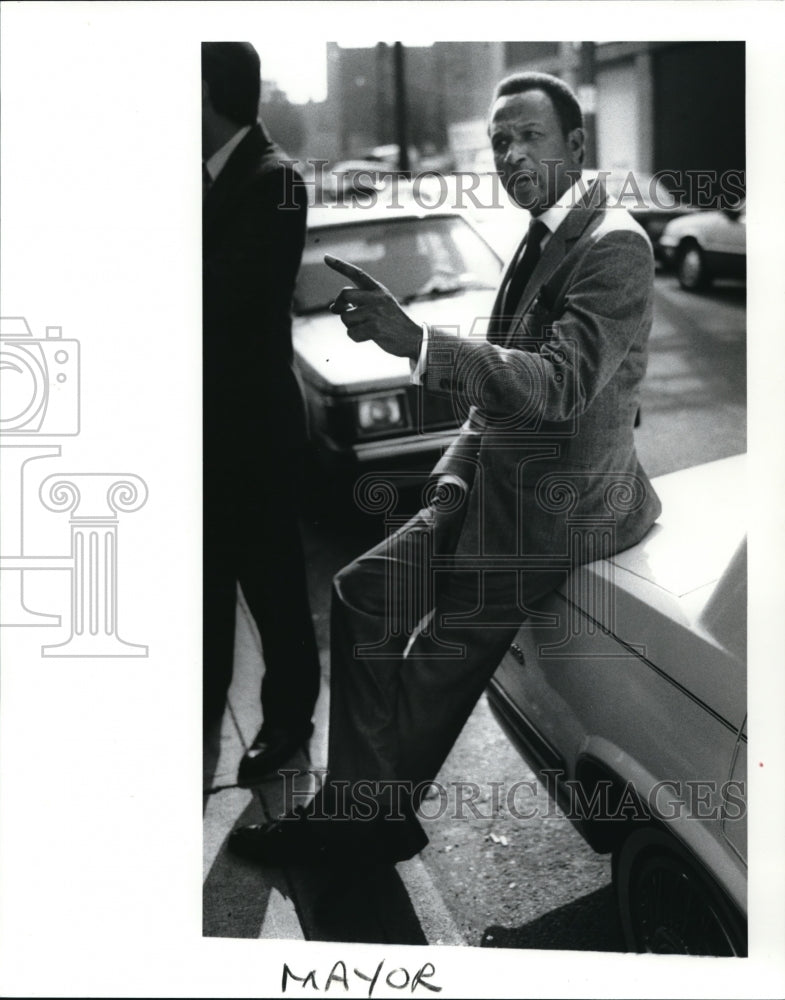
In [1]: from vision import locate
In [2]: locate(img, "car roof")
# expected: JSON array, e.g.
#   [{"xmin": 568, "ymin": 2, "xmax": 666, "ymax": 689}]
[
  {"xmin": 329, "ymin": 159, "xmax": 400, "ymax": 172},
  {"xmin": 307, "ymin": 201, "xmax": 459, "ymax": 229}
]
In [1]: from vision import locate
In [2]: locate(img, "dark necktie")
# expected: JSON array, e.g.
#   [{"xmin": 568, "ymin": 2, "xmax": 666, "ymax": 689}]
[
  {"xmin": 495, "ymin": 218, "xmax": 549, "ymax": 338},
  {"xmin": 202, "ymin": 161, "xmax": 212, "ymax": 200}
]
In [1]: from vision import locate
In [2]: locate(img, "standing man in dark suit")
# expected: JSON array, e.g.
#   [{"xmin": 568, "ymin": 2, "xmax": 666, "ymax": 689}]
[
  {"xmin": 202, "ymin": 42, "xmax": 320, "ymax": 783},
  {"xmin": 230, "ymin": 71, "xmax": 662, "ymax": 863}
]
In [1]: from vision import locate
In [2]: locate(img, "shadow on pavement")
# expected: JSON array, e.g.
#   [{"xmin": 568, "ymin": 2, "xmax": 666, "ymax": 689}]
[
  {"xmin": 203, "ymin": 798, "xmax": 289, "ymax": 938},
  {"xmin": 480, "ymin": 885, "xmax": 625, "ymax": 952},
  {"xmin": 204, "ymin": 834, "xmax": 429, "ymax": 944},
  {"xmin": 203, "ymin": 721, "xmax": 224, "ymax": 816},
  {"xmin": 705, "ymin": 281, "xmax": 746, "ymax": 304},
  {"xmin": 286, "ymin": 863, "xmax": 428, "ymax": 945}
]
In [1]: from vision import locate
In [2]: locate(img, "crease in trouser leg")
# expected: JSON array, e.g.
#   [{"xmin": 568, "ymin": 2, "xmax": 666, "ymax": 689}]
[{"xmin": 402, "ymin": 609, "xmax": 434, "ymax": 659}]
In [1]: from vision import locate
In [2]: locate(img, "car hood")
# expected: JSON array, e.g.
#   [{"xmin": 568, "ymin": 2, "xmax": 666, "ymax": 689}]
[{"xmin": 293, "ymin": 288, "xmax": 498, "ymax": 395}]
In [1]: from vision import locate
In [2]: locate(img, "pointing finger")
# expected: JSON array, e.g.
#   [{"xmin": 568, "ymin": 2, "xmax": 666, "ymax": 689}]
[{"xmin": 324, "ymin": 254, "xmax": 385, "ymax": 291}]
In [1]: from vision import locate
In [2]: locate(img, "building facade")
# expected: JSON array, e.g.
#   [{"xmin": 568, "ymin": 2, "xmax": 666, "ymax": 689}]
[{"xmin": 274, "ymin": 41, "xmax": 745, "ymax": 195}]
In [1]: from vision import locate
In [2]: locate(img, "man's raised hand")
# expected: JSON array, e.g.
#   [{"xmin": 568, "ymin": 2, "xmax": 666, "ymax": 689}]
[{"xmin": 324, "ymin": 254, "xmax": 423, "ymax": 361}]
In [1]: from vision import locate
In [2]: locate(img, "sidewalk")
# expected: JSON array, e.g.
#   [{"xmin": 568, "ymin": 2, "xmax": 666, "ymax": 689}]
[{"xmin": 202, "ymin": 591, "xmax": 465, "ymax": 945}]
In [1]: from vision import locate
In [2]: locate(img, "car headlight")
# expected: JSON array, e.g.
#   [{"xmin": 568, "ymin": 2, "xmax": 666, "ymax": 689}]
[{"xmin": 356, "ymin": 393, "xmax": 407, "ymax": 434}]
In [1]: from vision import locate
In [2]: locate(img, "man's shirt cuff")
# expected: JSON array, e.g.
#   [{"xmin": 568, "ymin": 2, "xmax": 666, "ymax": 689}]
[{"xmin": 410, "ymin": 322, "xmax": 429, "ymax": 385}]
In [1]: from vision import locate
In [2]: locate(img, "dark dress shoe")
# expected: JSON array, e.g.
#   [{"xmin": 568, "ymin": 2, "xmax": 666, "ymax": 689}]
[
  {"xmin": 228, "ymin": 808, "xmax": 329, "ymax": 865},
  {"xmin": 228, "ymin": 808, "xmax": 429, "ymax": 867},
  {"xmin": 237, "ymin": 725, "xmax": 312, "ymax": 787}
]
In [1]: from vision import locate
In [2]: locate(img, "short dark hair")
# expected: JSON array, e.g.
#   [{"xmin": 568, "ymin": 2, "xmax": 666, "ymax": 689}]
[
  {"xmin": 491, "ymin": 71, "xmax": 584, "ymax": 136},
  {"xmin": 201, "ymin": 42, "xmax": 261, "ymax": 127}
]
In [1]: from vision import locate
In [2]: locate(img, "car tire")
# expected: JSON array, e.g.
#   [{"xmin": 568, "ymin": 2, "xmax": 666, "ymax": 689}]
[
  {"xmin": 613, "ymin": 827, "xmax": 746, "ymax": 956},
  {"xmin": 677, "ymin": 243, "xmax": 710, "ymax": 291}
]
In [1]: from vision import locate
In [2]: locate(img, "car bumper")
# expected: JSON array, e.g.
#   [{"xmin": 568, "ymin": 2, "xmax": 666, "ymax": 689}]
[
  {"xmin": 312, "ymin": 427, "xmax": 459, "ymax": 486},
  {"xmin": 658, "ymin": 242, "xmax": 679, "ymax": 268}
]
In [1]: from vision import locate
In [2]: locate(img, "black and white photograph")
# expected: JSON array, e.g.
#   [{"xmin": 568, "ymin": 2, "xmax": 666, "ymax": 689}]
[{"xmin": 1, "ymin": 4, "xmax": 784, "ymax": 998}]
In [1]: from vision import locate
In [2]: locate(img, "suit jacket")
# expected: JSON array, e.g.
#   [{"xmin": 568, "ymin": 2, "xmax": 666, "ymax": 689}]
[
  {"xmin": 203, "ymin": 122, "xmax": 308, "ymax": 471},
  {"xmin": 425, "ymin": 179, "xmax": 662, "ymax": 573}
]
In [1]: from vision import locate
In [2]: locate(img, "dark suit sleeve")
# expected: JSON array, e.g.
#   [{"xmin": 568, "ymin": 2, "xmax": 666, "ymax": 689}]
[
  {"xmin": 424, "ymin": 228, "xmax": 654, "ymax": 425},
  {"xmin": 203, "ymin": 161, "xmax": 307, "ymax": 371}
]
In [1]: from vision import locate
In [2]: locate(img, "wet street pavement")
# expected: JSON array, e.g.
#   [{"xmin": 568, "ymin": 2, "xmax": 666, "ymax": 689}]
[{"xmin": 203, "ymin": 270, "xmax": 746, "ymax": 949}]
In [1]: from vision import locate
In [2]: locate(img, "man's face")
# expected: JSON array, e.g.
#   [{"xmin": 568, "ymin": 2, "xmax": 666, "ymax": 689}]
[{"xmin": 489, "ymin": 88, "xmax": 584, "ymax": 215}]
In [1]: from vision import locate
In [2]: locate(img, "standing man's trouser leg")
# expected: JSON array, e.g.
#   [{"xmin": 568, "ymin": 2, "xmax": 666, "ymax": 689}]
[{"xmin": 203, "ymin": 449, "xmax": 320, "ymax": 735}]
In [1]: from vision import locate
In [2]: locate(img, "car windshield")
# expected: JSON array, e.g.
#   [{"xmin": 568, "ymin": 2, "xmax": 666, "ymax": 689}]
[{"xmin": 293, "ymin": 215, "xmax": 501, "ymax": 314}]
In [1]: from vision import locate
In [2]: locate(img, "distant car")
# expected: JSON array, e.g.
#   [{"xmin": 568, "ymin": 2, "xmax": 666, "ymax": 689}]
[
  {"xmin": 322, "ymin": 159, "xmax": 404, "ymax": 200},
  {"xmin": 291, "ymin": 203, "xmax": 503, "ymax": 487},
  {"xmin": 658, "ymin": 206, "xmax": 746, "ymax": 290},
  {"xmin": 488, "ymin": 453, "xmax": 747, "ymax": 955}
]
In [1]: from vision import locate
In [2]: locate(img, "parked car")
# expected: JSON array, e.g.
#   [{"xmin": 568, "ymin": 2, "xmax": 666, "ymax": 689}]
[
  {"xmin": 291, "ymin": 203, "xmax": 503, "ymax": 487},
  {"xmin": 448, "ymin": 167, "xmax": 697, "ymax": 264},
  {"xmin": 658, "ymin": 205, "xmax": 746, "ymax": 290},
  {"xmin": 488, "ymin": 453, "xmax": 747, "ymax": 955}
]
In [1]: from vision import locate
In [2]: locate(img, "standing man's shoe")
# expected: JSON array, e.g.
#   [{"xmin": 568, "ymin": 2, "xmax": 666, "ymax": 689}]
[{"xmin": 237, "ymin": 725, "xmax": 312, "ymax": 787}]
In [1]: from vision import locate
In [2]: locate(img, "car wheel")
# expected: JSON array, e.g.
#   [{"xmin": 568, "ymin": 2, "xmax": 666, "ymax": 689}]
[
  {"xmin": 613, "ymin": 827, "xmax": 746, "ymax": 956},
  {"xmin": 677, "ymin": 243, "xmax": 710, "ymax": 291}
]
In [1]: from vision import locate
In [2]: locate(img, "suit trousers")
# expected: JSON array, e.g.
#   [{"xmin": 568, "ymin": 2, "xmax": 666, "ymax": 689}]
[
  {"xmin": 327, "ymin": 498, "xmax": 567, "ymax": 812},
  {"xmin": 203, "ymin": 447, "xmax": 320, "ymax": 733}
]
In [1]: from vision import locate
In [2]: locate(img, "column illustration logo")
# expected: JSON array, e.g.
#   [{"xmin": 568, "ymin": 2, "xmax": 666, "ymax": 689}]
[{"xmin": 0, "ymin": 316, "xmax": 149, "ymax": 656}]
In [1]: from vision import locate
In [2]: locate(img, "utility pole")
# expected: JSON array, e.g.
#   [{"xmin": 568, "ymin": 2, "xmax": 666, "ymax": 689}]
[
  {"xmin": 577, "ymin": 42, "xmax": 598, "ymax": 168},
  {"xmin": 376, "ymin": 42, "xmax": 388, "ymax": 147},
  {"xmin": 393, "ymin": 41, "xmax": 410, "ymax": 172}
]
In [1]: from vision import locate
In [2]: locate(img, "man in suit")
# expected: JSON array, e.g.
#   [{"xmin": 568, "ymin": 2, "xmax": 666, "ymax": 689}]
[
  {"xmin": 202, "ymin": 42, "xmax": 320, "ymax": 783},
  {"xmin": 229, "ymin": 71, "xmax": 662, "ymax": 863}
]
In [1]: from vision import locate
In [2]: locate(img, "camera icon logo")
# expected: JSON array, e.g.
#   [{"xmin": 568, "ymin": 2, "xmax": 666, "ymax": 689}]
[{"xmin": 0, "ymin": 317, "xmax": 80, "ymax": 435}]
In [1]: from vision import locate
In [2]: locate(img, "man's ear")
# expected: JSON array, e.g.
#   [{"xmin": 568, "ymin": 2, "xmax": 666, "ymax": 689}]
[{"xmin": 567, "ymin": 127, "xmax": 585, "ymax": 164}]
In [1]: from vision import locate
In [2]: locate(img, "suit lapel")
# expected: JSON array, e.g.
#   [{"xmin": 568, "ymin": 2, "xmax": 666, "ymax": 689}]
[{"xmin": 499, "ymin": 177, "xmax": 606, "ymax": 347}]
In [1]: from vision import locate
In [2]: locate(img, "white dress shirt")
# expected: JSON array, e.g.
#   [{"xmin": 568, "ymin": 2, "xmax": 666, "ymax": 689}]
[{"xmin": 204, "ymin": 124, "xmax": 252, "ymax": 183}]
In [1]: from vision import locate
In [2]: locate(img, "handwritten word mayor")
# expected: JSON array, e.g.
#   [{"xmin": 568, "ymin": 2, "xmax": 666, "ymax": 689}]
[{"xmin": 282, "ymin": 959, "xmax": 441, "ymax": 995}]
